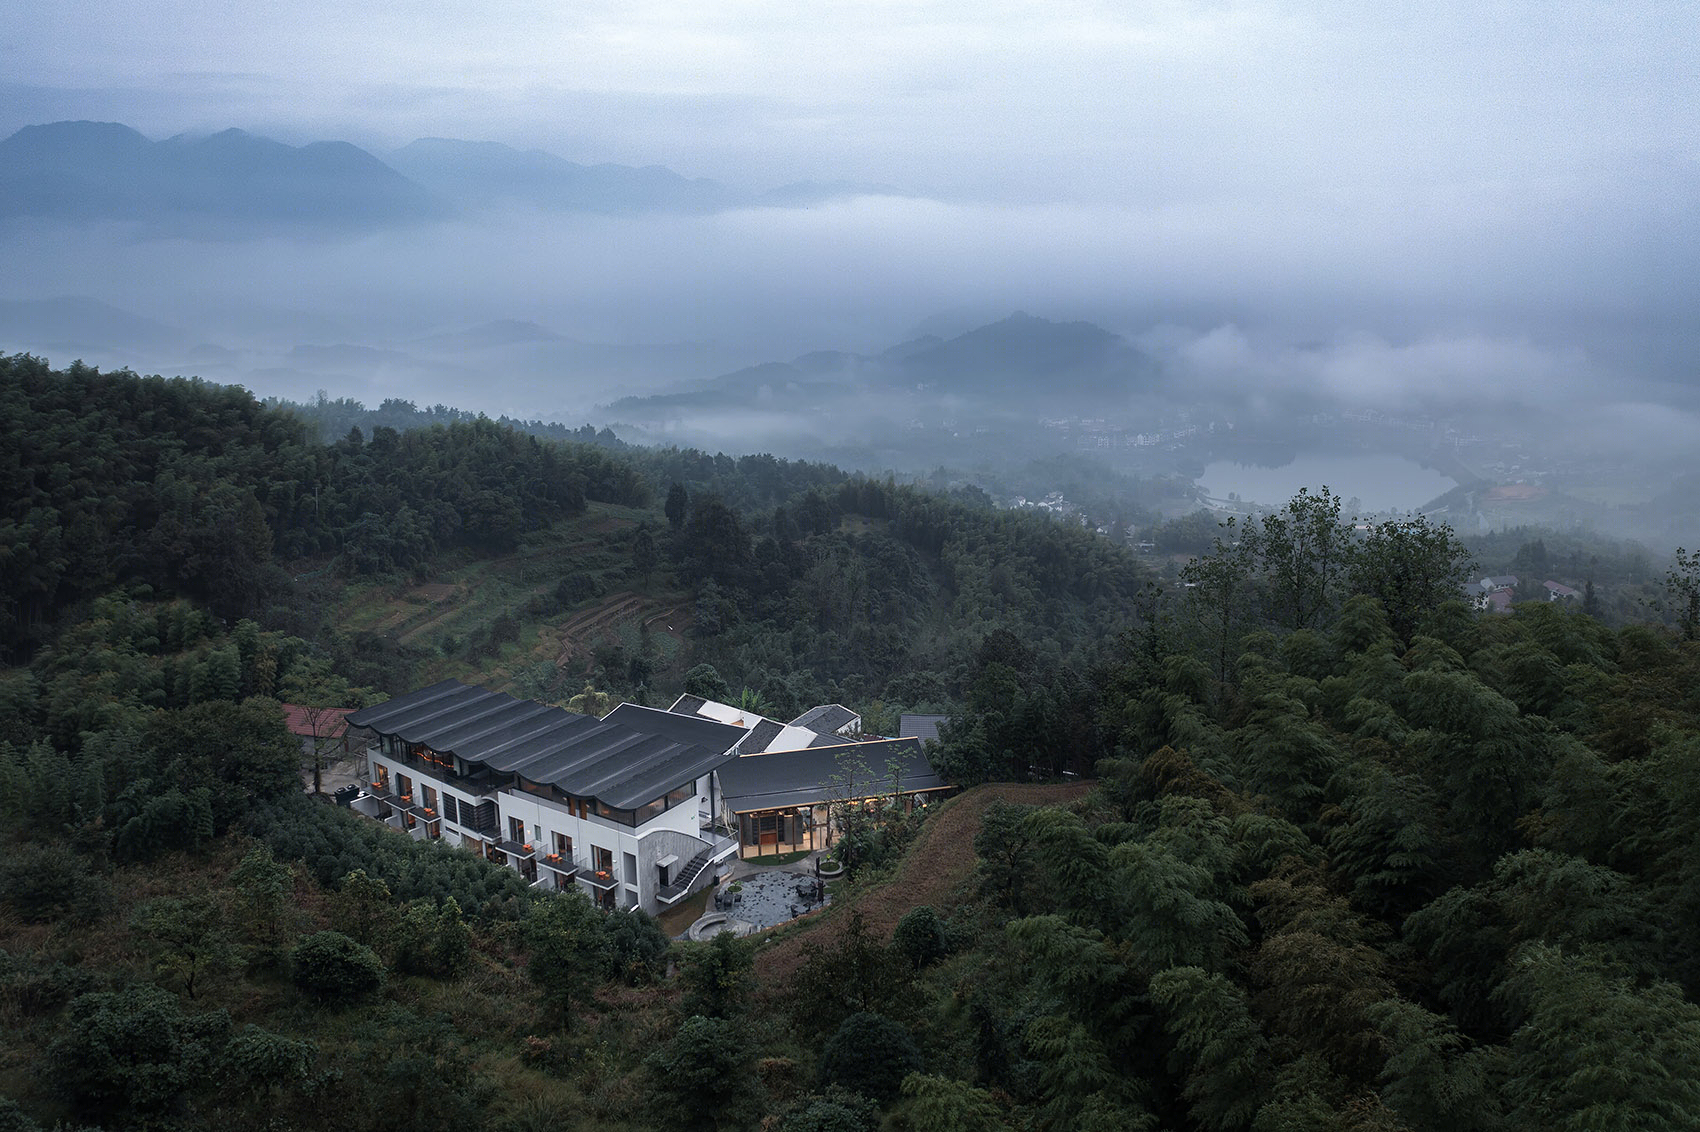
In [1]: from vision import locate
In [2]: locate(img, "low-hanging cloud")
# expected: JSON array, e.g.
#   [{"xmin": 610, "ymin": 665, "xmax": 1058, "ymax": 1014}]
[
  {"xmin": 1165, "ymin": 325, "xmax": 1597, "ymax": 411},
  {"xmin": 0, "ymin": 177, "xmax": 1692, "ymax": 422}
]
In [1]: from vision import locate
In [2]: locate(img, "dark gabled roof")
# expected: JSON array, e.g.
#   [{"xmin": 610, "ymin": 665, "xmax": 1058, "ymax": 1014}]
[
  {"xmin": 603, "ymin": 703, "xmax": 750, "ymax": 753},
  {"xmin": 791, "ymin": 703, "xmax": 859, "ymax": 734},
  {"xmin": 718, "ymin": 737, "xmax": 944, "ymax": 813},
  {"xmin": 899, "ymin": 714, "xmax": 949, "ymax": 743},
  {"xmin": 668, "ymin": 693, "xmax": 708, "ymax": 716},
  {"xmin": 735, "ymin": 718, "xmax": 784, "ymax": 754},
  {"xmin": 347, "ymin": 681, "xmax": 740, "ymax": 811}
]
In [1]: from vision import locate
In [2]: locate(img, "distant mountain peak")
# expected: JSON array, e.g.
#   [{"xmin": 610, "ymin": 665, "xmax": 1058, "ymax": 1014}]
[{"xmin": 0, "ymin": 120, "xmax": 445, "ymax": 231}]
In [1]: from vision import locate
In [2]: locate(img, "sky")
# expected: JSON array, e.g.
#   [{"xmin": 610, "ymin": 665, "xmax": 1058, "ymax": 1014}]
[
  {"xmin": 2, "ymin": 1, "xmax": 1697, "ymax": 407},
  {"xmin": 7, "ymin": 1, "xmax": 1695, "ymax": 202}
]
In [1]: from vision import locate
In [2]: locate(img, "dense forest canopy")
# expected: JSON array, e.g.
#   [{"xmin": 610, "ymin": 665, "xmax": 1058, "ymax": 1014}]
[{"xmin": 3, "ymin": 354, "xmax": 1700, "ymax": 1131}]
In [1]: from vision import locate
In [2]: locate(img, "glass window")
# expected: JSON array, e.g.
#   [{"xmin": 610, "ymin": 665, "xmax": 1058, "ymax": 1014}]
[{"xmin": 595, "ymin": 800, "xmax": 636, "ymax": 826}]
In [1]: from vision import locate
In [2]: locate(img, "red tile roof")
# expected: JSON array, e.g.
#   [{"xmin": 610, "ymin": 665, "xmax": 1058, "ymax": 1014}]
[{"xmin": 280, "ymin": 704, "xmax": 355, "ymax": 739}]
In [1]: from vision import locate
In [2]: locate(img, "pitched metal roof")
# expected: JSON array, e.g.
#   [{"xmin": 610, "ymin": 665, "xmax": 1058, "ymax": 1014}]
[
  {"xmin": 735, "ymin": 718, "xmax": 784, "ymax": 754},
  {"xmin": 603, "ymin": 703, "xmax": 751, "ymax": 753},
  {"xmin": 899, "ymin": 714, "xmax": 950, "ymax": 743},
  {"xmin": 347, "ymin": 681, "xmax": 742, "ymax": 811},
  {"xmin": 717, "ymin": 737, "xmax": 944, "ymax": 813},
  {"xmin": 790, "ymin": 703, "xmax": 859, "ymax": 735},
  {"xmin": 667, "ymin": 693, "xmax": 708, "ymax": 715}
]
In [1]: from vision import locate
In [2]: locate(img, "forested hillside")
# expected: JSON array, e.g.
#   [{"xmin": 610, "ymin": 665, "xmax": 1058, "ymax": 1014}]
[
  {"xmin": 4, "ymin": 355, "xmax": 1700, "ymax": 1131},
  {"xmin": 0, "ymin": 354, "xmax": 642, "ymax": 655},
  {"xmin": 2, "ymin": 355, "xmax": 1146, "ymax": 719}
]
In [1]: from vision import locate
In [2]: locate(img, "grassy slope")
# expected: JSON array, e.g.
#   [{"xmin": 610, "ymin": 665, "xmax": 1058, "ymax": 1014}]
[{"xmin": 752, "ymin": 780, "xmax": 1094, "ymax": 988}]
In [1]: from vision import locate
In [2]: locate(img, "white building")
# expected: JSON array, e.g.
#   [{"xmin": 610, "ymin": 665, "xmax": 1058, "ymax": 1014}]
[{"xmin": 346, "ymin": 681, "xmax": 748, "ymax": 913}]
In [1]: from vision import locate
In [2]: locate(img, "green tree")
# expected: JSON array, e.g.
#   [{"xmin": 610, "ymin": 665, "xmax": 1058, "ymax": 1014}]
[
  {"xmin": 130, "ymin": 894, "xmax": 235, "ymax": 1000},
  {"xmin": 524, "ymin": 891, "xmax": 609, "ymax": 1028},
  {"xmin": 229, "ymin": 842, "xmax": 294, "ymax": 967},
  {"xmin": 892, "ymin": 904, "xmax": 949, "ymax": 969},
  {"xmin": 1369, "ymin": 999, "xmax": 1504, "ymax": 1132},
  {"xmin": 683, "ymin": 663, "xmax": 732, "ymax": 702},
  {"xmin": 784, "ymin": 1087, "xmax": 883, "ymax": 1132},
  {"xmin": 565, "ymin": 681, "xmax": 612, "ymax": 717},
  {"xmin": 975, "ymin": 800, "xmax": 1037, "ymax": 915},
  {"xmin": 1253, "ymin": 487, "xmax": 1351, "ymax": 631},
  {"xmin": 394, "ymin": 898, "xmax": 472, "ymax": 979},
  {"xmin": 1348, "ymin": 515, "xmax": 1473, "ymax": 642},
  {"xmin": 900, "ymin": 1074, "xmax": 1007, "ymax": 1132},
  {"xmin": 1149, "ymin": 966, "xmax": 1268, "ymax": 1132},
  {"xmin": 645, "ymin": 1015, "xmax": 762, "ymax": 1132},
  {"xmin": 1181, "ymin": 520, "xmax": 1255, "ymax": 685},
  {"xmin": 220, "ymin": 1024, "xmax": 319, "ymax": 1104},
  {"xmin": 332, "ymin": 868, "xmax": 399, "ymax": 955},
  {"xmin": 1497, "ymin": 944, "xmax": 1700, "ymax": 1131},
  {"xmin": 677, "ymin": 930, "xmax": 755, "ymax": 1019},
  {"xmin": 51, "ymin": 986, "xmax": 231, "ymax": 1125},
  {"xmin": 604, "ymin": 906, "xmax": 671, "ymax": 984},
  {"xmin": 632, "ymin": 522, "xmax": 658, "ymax": 584},
  {"xmin": 789, "ymin": 910, "xmax": 912, "ymax": 1037},
  {"xmin": 665, "ymin": 482, "xmax": 689, "ymax": 532},
  {"xmin": 1662, "ymin": 546, "xmax": 1700, "ymax": 640}
]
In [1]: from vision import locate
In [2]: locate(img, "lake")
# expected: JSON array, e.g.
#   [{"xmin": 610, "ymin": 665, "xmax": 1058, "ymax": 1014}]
[{"xmin": 1200, "ymin": 453, "xmax": 1455, "ymax": 514}]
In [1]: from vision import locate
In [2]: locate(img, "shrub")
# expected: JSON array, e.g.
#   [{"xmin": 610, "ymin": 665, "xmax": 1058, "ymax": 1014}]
[
  {"xmin": 818, "ymin": 1013, "xmax": 923, "ymax": 1103},
  {"xmin": 782, "ymin": 1086, "xmax": 881, "ymax": 1132},
  {"xmin": 50, "ymin": 986, "xmax": 230, "ymax": 1122},
  {"xmin": 290, "ymin": 930, "xmax": 384, "ymax": 1000},
  {"xmin": 0, "ymin": 845, "xmax": 108, "ymax": 924}
]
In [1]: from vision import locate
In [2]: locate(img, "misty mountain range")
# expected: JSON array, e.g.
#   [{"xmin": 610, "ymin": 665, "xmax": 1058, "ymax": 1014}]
[
  {"xmin": 605, "ymin": 311, "xmax": 1153, "ymax": 418},
  {"xmin": 0, "ymin": 121, "xmax": 909, "ymax": 232}
]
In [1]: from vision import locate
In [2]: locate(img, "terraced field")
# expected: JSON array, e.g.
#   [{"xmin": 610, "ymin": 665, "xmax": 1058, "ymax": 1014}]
[{"xmin": 332, "ymin": 502, "xmax": 692, "ymax": 696}]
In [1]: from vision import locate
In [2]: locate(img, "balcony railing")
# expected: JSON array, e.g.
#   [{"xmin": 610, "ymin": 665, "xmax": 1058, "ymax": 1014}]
[{"xmin": 578, "ymin": 864, "xmax": 620, "ymax": 891}]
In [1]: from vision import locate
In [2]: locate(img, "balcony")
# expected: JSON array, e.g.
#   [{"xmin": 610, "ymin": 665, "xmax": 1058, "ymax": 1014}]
[
  {"xmin": 578, "ymin": 864, "xmax": 620, "ymax": 891},
  {"xmin": 494, "ymin": 839, "xmax": 536, "ymax": 861},
  {"xmin": 541, "ymin": 853, "xmax": 578, "ymax": 880}
]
